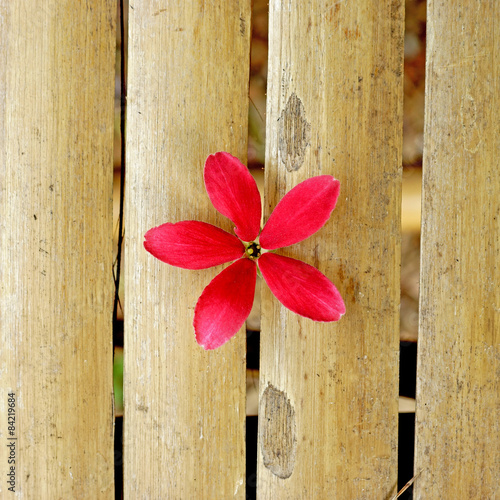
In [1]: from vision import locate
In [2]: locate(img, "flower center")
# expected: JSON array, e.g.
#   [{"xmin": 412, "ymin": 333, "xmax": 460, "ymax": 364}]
[{"xmin": 244, "ymin": 241, "xmax": 261, "ymax": 260}]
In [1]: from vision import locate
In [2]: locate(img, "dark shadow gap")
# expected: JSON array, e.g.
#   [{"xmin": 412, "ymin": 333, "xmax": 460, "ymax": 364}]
[{"xmin": 113, "ymin": 0, "xmax": 127, "ymax": 499}]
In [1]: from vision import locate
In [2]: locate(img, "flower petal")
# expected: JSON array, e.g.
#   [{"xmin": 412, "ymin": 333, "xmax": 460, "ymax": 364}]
[
  {"xmin": 204, "ymin": 152, "xmax": 262, "ymax": 242},
  {"xmin": 194, "ymin": 258, "xmax": 257, "ymax": 349},
  {"xmin": 258, "ymin": 252, "xmax": 345, "ymax": 321},
  {"xmin": 144, "ymin": 221, "xmax": 244, "ymax": 269},
  {"xmin": 259, "ymin": 176, "xmax": 340, "ymax": 250}
]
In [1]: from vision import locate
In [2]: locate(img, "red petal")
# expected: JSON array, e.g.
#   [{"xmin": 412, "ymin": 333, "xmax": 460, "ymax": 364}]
[
  {"xmin": 204, "ymin": 152, "xmax": 261, "ymax": 242},
  {"xmin": 258, "ymin": 252, "xmax": 345, "ymax": 321},
  {"xmin": 194, "ymin": 258, "xmax": 257, "ymax": 349},
  {"xmin": 144, "ymin": 221, "xmax": 244, "ymax": 269},
  {"xmin": 259, "ymin": 176, "xmax": 340, "ymax": 250}
]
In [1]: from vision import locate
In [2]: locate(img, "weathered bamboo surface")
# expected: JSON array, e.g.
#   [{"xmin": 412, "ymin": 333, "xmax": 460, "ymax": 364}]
[
  {"xmin": 258, "ymin": 1, "xmax": 404, "ymax": 498},
  {"xmin": 124, "ymin": 2, "xmax": 251, "ymax": 497},
  {"xmin": 414, "ymin": 1, "xmax": 499, "ymax": 498},
  {"xmin": 0, "ymin": 1, "xmax": 116, "ymax": 498}
]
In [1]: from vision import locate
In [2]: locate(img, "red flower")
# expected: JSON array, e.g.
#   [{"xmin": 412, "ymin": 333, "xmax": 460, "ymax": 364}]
[{"xmin": 144, "ymin": 152, "xmax": 345, "ymax": 349}]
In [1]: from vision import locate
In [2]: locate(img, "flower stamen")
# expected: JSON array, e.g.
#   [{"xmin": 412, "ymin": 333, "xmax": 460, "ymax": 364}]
[{"xmin": 245, "ymin": 241, "xmax": 261, "ymax": 260}]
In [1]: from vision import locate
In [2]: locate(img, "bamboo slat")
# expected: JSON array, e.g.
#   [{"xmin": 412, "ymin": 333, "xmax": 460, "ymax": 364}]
[
  {"xmin": 0, "ymin": 1, "xmax": 116, "ymax": 497},
  {"xmin": 258, "ymin": 1, "xmax": 404, "ymax": 497},
  {"xmin": 414, "ymin": 1, "xmax": 499, "ymax": 497},
  {"xmin": 124, "ymin": 2, "xmax": 251, "ymax": 497}
]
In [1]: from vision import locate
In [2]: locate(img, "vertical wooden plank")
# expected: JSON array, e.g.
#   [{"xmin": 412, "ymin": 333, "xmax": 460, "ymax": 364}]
[
  {"xmin": 0, "ymin": 1, "xmax": 116, "ymax": 498},
  {"xmin": 124, "ymin": 2, "xmax": 250, "ymax": 498},
  {"xmin": 258, "ymin": 1, "xmax": 404, "ymax": 498},
  {"xmin": 414, "ymin": 1, "xmax": 499, "ymax": 497}
]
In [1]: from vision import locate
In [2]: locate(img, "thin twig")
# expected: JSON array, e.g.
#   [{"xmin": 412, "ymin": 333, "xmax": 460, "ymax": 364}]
[
  {"xmin": 249, "ymin": 94, "xmax": 264, "ymax": 123},
  {"xmin": 113, "ymin": 0, "xmax": 126, "ymax": 328},
  {"xmin": 390, "ymin": 469, "xmax": 424, "ymax": 500}
]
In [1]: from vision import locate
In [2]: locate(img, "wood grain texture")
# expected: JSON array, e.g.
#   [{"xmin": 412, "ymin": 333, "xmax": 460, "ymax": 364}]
[
  {"xmin": 0, "ymin": 1, "xmax": 116, "ymax": 497},
  {"xmin": 123, "ymin": 2, "xmax": 250, "ymax": 497},
  {"xmin": 414, "ymin": 1, "xmax": 499, "ymax": 498},
  {"xmin": 257, "ymin": 1, "xmax": 404, "ymax": 498}
]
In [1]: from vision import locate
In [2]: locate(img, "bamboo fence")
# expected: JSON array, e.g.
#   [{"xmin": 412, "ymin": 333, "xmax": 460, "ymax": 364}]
[{"xmin": 0, "ymin": 0, "xmax": 498, "ymax": 499}]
